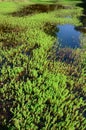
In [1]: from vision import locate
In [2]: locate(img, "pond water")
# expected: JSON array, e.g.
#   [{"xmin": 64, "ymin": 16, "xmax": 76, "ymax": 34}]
[
  {"xmin": 53, "ymin": 1, "xmax": 86, "ymax": 65},
  {"xmin": 56, "ymin": 24, "xmax": 81, "ymax": 48},
  {"xmin": 55, "ymin": 0, "xmax": 86, "ymax": 49},
  {"xmin": 12, "ymin": 4, "xmax": 66, "ymax": 17}
]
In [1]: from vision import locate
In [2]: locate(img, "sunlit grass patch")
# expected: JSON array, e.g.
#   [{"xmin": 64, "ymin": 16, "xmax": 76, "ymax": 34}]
[{"xmin": 0, "ymin": 1, "xmax": 86, "ymax": 129}]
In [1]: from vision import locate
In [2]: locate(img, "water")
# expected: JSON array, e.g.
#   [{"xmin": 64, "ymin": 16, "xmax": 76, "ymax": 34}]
[
  {"xmin": 56, "ymin": 24, "xmax": 81, "ymax": 49},
  {"xmin": 11, "ymin": 4, "xmax": 65, "ymax": 17},
  {"xmin": 55, "ymin": 0, "xmax": 86, "ymax": 49}
]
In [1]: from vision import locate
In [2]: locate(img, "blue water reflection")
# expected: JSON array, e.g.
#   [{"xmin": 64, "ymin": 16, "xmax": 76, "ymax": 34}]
[{"xmin": 56, "ymin": 24, "xmax": 81, "ymax": 48}]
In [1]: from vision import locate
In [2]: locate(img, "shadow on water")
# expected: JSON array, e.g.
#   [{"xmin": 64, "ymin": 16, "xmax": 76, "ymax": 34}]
[
  {"xmin": 74, "ymin": 0, "xmax": 86, "ymax": 49},
  {"xmin": 75, "ymin": 26, "xmax": 86, "ymax": 33},
  {"xmin": 76, "ymin": 0, "xmax": 86, "ymax": 27},
  {"xmin": 11, "ymin": 4, "xmax": 68, "ymax": 17}
]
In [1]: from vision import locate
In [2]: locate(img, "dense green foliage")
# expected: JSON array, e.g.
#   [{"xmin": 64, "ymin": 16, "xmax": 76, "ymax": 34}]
[{"xmin": 0, "ymin": 1, "xmax": 86, "ymax": 130}]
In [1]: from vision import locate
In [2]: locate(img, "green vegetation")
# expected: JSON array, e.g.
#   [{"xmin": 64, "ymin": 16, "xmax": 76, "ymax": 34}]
[{"xmin": 0, "ymin": 0, "xmax": 86, "ymax": 130}]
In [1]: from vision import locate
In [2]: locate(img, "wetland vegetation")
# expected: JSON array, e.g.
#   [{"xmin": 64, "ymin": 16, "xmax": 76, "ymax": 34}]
[{"xmin": 0, "ymin": 0, "xmax": 86, "ymax": 130}]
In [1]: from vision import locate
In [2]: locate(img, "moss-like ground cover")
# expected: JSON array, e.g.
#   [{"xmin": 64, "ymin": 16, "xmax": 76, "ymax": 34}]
[{"xmin": 0, "ymin": 1, "xmax": 86, "ymax": 130}]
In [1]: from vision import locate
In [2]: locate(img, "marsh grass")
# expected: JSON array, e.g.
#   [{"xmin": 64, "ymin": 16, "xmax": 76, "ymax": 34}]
[{"xmin": 0, "ymin": 1, "xmax": 86, "ymax": 129}]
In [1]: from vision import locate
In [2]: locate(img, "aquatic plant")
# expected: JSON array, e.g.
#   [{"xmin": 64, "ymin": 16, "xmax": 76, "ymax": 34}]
[{"xmin": 0, "ymin": 1, "xmax": 86, "ymax": 130}]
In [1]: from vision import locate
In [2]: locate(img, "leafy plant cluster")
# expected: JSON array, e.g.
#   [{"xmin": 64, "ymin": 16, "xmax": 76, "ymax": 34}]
[{"xmin": 0, "ymin": 1, "xmax": 86, "ymax": 130}]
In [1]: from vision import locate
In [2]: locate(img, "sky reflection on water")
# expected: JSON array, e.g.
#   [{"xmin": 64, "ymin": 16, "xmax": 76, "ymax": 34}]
[{"xmin": 57, "ymin": 24, "xmax": 81, "ymax": 48}]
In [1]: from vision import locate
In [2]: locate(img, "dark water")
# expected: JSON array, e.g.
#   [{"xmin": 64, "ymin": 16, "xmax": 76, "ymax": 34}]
[
  {"xmin": 77, "ymin": 0, "xmax": 86, "ymax": 26},
  {"xmin": 56, "ymin": 24, "xmax": 81, "ymax": 48},
  {"xmin": 11, "ymin": 4, "xmax": 66, "ymax": 17}
]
